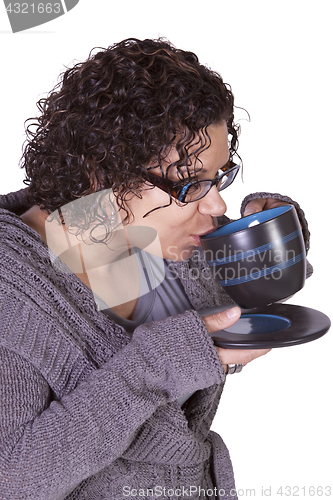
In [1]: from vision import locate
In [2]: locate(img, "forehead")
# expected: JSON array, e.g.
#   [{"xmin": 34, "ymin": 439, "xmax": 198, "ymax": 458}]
[{"xmin": 196, "ymin": 122, "xmax": 229, "ymax": 169}]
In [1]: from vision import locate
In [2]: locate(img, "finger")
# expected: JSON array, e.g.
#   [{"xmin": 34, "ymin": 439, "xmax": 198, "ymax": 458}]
[
  {"xmin": 216, "ymin": 347, "xmax": 271, "ymax": 368},
  {"xmin": 263, "ymin": 198, "xmax": 290, "ymax": 210},
  {"xmin": 202, "ymin": 306, "xmax": 241, "ymax": 334},
  {"xmin": 243, "ymin": 198, "xmax": 267, "ymax": 217}
]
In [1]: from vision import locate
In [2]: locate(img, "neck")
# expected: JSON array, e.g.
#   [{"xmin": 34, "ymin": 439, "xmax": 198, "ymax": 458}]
[{"xmin": 20, "ymin": 205, "xmax": 48, "ymax": 242}]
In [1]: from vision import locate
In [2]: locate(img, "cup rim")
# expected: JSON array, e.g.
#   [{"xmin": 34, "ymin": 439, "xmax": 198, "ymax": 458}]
[{"xmin": 201, "ymin": 204, "xmax": 293, "ymax": 241}]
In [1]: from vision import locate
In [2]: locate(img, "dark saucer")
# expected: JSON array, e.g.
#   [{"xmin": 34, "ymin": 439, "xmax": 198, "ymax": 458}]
[{"xmin": 204, "ymin": 303, "xmax": 331, "ymax": 349}]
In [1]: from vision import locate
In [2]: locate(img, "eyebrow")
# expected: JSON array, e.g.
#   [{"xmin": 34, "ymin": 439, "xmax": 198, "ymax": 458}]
[
  {"xmin": 179, "ymin": 166, "xmax": 208, "ymax": 176},
  {"xmin": 170, "ymin": 162, "xmax": 225, "ymax": 183},
  {"xmin": 186, "ymin": 160, "xmax": 229, "ymax": 177},
  {"xmin": 176, "ymin": 168, "xmax": 208, "ymax": 181}
]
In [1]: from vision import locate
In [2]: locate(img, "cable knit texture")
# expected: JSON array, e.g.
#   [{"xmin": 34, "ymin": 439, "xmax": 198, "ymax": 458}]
[{"xmin": 0, "ymin": 189, "xmax": 312, "ymax": 500}]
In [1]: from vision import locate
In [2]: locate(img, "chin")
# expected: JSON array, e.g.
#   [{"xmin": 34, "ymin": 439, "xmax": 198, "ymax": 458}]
[{"xmin": 169, "ymin": 247, "xmax": 197, "ymax": 262}]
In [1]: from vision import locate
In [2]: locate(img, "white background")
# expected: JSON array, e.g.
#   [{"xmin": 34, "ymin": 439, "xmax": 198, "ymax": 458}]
[{"xmin": 1, "ymin": 1, "xmax": 332, "ymax": 498}]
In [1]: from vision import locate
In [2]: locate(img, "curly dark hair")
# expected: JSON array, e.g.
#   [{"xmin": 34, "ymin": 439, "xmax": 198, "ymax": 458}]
[{"xmin": 21, "ymin": 37, "xmax": 240, "ymax": 235}]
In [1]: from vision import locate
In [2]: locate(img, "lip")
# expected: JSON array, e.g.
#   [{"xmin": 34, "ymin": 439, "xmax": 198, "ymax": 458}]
[
  {"xmin": 199, "ymin": 229, "xmax": 217, "ymax": 237},
  {"xmin": 191, "ymin": 228, "xmax": 217, "ymax": 246},
  {"xmin": 198, "ymin": 224, "xmax": 219, "ymax": 237}
]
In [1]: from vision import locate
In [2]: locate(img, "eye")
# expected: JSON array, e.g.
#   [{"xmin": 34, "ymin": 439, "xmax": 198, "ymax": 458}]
[{"xmin": 184, "ymin": 182, "xmax": 202, "ymax": 195}]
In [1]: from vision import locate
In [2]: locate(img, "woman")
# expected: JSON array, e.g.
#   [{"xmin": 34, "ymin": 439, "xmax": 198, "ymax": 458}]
[{"xmin": 0, "ymin": 38, "xmax": 311, "ymax": 499}]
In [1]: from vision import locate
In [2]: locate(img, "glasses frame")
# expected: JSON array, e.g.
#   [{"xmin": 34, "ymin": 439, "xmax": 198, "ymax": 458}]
[{"xmin": 145, "ymin": 160, "xmax": 241, "ymax": 204}]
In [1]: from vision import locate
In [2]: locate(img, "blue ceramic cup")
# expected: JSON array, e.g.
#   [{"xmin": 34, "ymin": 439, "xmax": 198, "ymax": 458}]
[{"xmin": 200, "ymin": 205, "xmax": 306, "ymax": 309}]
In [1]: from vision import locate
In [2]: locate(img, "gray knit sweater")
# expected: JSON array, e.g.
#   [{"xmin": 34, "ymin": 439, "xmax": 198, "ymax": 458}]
[{"xmin": 0, "ymin": 189, "xmax": 311, "ymax": 500}]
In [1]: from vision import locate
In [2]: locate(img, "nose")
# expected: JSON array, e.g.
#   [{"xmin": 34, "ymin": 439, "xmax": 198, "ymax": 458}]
[{"xmin": 197, "ymin": 186, "xmax": 227, "ymax": 217}]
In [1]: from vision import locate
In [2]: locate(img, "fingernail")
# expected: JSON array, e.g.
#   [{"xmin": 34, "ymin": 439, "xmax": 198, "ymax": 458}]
[
  {"xmin": 244, "ymin": 208, "xmax": 258, "ymax": 217},
  {"xmin": 226, "ymin": 307, "xmax": 240, "ymax": 320}
]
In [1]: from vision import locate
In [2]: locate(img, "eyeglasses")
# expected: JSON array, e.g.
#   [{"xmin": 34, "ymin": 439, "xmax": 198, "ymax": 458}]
[{"xmin": 145, "ymin": 160, "xmax": 241, "ymax": 203}]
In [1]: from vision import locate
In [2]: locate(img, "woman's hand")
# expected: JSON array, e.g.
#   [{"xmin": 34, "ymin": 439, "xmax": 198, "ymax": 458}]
[
  {"xmin": 243, "ymin": 197, "xmax": 290, "ymax": 217},
  {"xmin": 201, "ymin": 306, "xmax": 271, "ymax": 373}
]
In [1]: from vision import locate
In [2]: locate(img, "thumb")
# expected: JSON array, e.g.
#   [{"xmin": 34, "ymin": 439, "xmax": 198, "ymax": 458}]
[{"xmin": 202, "ymin": 306, "xmax": 241, "ymax": 334}]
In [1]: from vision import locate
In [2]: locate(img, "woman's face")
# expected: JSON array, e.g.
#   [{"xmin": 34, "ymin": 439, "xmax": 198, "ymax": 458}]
[{"xmin": 123, "ymin": 121, "xmax": 230, "ymax": 261}]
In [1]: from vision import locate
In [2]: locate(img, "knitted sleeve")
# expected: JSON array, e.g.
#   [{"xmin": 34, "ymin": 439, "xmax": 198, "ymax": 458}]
[{"xmin": 0, "ymin": 309, "xmax": 223, "ymax": 500}]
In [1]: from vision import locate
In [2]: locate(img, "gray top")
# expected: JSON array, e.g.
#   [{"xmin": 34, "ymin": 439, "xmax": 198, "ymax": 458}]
[
  {"xmin": 97, "ymin": 251, "xmax": 193, "ymax": 331},
  {"xmin": 0, "ymin": 188, "xmax": 312, "ymax": 500},
  {"xmin": 97, "ymin": 251, "xmax": 195, "ymax": 406}
]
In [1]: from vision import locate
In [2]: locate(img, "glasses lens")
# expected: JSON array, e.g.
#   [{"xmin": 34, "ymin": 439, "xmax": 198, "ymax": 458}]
[
  {"xmin": 179, "ymin": 181, "xmax": 211, "ymax": 202},
  {"xmin": 146, "ymin": 161, "xmax": 240, "ymax": 205},
  {"xmin": 217, "ymin": 164, "xmax": 240, "ymax": 191}
]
